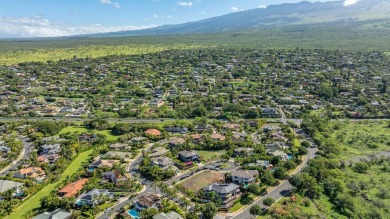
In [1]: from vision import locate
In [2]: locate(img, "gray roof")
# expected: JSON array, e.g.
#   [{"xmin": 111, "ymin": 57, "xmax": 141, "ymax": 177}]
[
  {"xmin": 179, "ymin": 150, "xmax": 198, "ymax": 158},
  {"xmin": 153, "ymin": 211, "xmax": 184, "ymax": 219},
  {"xmin": 0, "ymin": 180, "xmax": 23, "ymax": 193},
  {"xmin": 231, "ymin": 170, "xmax": 259, "ymax": 179},
  {"xmin": 206, "ymin": 183, "xmax": 239, "ymax": 194},
  {"xmin": 32, "ymin": 209, "xmax": 71, "ymax": 219}
]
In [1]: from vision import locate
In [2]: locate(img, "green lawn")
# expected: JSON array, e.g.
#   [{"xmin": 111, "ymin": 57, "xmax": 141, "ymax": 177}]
[
  {"xmin": 229, "ymin": 194, "xmax": 255, "ymax": 212},
  {"xmin": 6, "ymin": 149, "xmax": 94, "ymax": 219},
  {"xmin": 59, "ymin": 126, "xmax": 119, "ymax": 141},
  {"xmin": 198, "ymin": 150, "xmax": 225, "ymax": 162}
]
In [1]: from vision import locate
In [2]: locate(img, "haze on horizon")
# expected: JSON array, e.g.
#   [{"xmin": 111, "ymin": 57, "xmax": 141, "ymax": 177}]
[{"xmin": 0, "ymin": 0, "xmax": 358, "ymax": 38}]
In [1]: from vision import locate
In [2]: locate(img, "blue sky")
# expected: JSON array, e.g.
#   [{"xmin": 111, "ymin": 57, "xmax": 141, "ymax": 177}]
[{"xmin": 0, "ymin": 0, "xmax": 355, "ymax": 38}]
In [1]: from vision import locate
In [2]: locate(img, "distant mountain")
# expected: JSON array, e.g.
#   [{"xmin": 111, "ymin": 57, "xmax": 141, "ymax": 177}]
[{"xmin": 90, "ymin": 0, "xmax": 390, "ymax": 37}]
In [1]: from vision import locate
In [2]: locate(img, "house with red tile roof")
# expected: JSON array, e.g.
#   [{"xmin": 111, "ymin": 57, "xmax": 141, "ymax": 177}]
[
  {"xmin": 145, "ymin": 129, "xmax": 161, "ymax": 136},
  {"xmin": 59, "ymin": 178, "xmax": 88, "ymax": 197}
]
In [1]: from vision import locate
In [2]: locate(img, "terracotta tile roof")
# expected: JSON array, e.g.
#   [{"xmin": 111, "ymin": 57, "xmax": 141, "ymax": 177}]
[
  {"xmin": 145, "ymin": 129, "xmax": 161, "ymax": 136},
  {"xmin": 59, "ymin": 178, "xmax": 88, "ymax": 197}
]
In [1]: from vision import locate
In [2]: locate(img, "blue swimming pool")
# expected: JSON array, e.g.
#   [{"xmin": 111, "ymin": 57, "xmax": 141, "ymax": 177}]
[
  {"xmin": 287, "ymin": 154, "xmax": 293, "ymax": 159},
  {"xmin": 127, "ymin": 209, "xmax": 140, "ymax": 219},
  {"xmin": 88, "ymin": 166, "xmax": 95, "ymax": 172}
]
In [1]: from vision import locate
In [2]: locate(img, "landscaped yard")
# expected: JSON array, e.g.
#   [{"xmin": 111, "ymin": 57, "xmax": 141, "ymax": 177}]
[
  {"xmin": 6, "ymin": 149, "xmax": 94, "ymax": 219},
  {"xmin": 59, "ymin": 126, "xmax": 120, "ymax": 141},
  {"xmin": 229, "ymin": 194, "xmax": 255, "ymax": 212},
  {"xmin": 198, "ymin": 150, "xmax": 225, "ymax": 162},
  {"xmin": 179, "ymin": 171, "xmax": 224, "ymax": 192}
]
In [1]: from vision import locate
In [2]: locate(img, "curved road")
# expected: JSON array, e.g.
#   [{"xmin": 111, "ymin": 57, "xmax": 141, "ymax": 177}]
[
  {"xmin": 0, "ymin": 137, "xmax": 32, "ymax": 177},
  {"xmin": 227, "ymin": 146, "xmax": 317, "ymax": 219}
]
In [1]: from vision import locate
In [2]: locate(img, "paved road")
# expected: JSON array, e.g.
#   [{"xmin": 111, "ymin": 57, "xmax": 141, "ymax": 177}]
[
  {"xmin": 228, "ymin": 146, "xmax": 317, "ymax": 219},
  {"xmin": 96, "ymin": 144, "xmax": 155, "ymax": 219},
  {"xmin": 0, "ymin": 137, "xmax": 33, "ymax": 176}
]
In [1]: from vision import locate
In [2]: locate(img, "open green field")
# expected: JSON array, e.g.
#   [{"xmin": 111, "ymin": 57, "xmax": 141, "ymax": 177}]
[
  {"xmin": 260, "ymin": 194, "xmax": 344, "ymax": 219},
  {"xmin": 6, "ymin": 149, "xmax": 93, "ymax": 219},
  {"xmin": 179, "ymin": 171, "xmax": 224, "ymax": 192},
  {"xmin": 331, "ymin": 120, "xmax": 390, "ymax": 160},
  {"xmin": 0, "ymin": 44, "xmax": 203, "ymax": 65},
  {"xmin": 198, "ymin": 150, "xmax": 225, "ymax": 162},
  {"xmin": 59, "ymin": 126, "xmax": 119, "ymax": 141}
]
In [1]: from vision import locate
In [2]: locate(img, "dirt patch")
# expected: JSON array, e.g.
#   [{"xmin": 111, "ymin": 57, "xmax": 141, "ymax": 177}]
[{"xmin": 180, "ymin": 170, "xmax": 224, "ymax": 192}]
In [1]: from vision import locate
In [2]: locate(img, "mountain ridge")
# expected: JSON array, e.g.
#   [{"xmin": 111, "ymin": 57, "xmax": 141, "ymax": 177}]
[{"xmin": 88, "ymin": 0, "xmax": 390, "ymax": 37}]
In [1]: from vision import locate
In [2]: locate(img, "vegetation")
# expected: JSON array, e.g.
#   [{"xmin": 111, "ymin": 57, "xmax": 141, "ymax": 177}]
[{"xmin": 5, "ymin": 149, "xmax": 93, "ymax": 219}]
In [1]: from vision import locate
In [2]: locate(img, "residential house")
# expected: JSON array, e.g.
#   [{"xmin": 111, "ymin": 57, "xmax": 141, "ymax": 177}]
[
  {"xmin": 0, "ymin": 145, "xmax": 10, "ymax": 153},
  {"xmin": 230, "ymin": 170, "xmax": 259, "ymax": 185},
  {"xmin": 222, "ymin": 123, "xmax": 240, "ymax": 131},
  {"xmin": 76, "ymin": 188, "xmax": 113, "ymax": 206},
  {"xmin": 148, "ymin": 147, "xmax": 169, "ymax": 158},
  {"xmin": 266, "ymin": 142, "xmax": 289, "ymax": 150},
  {"xmin": 210, "ymin": 133, "xmax": 225, "ymax": 141},
  {"xmin": 32, "ymin": 209, "xmax": 71, "ymax": 219},
  {"xmin": 165, "ymin": 127, "xmax": 188, "ymax": 134},
  {"xmin": 169, "ymin": 137, "xmax": 186, "ymax": 147},
  {"xmin": 203, "ymin": 183, "xmax": 241, "ymax": 209},
  {"xmin": 233, "ymin": 147, "xmax": 254, "ymax": 156},
  {"xmin": 37, "ymin": 154, "xmax": 60, "ymax": 164},
  {"xmin": 190, "ymin": 134, "xmax": 203, "ymax": 144},
  {"xmin": 130, "ymin": 137, "xmax": 149, "ymax": 144},
  {"xmin": 178, "ymin": 150, "xmax": 199, "ymax": 162},
  {"xmin": 59, "ymin": 178, "xmax": 88, "ymax": 197},
  {"xmin": 145, "ymin": 129, "xmax": 162, "ymax": 136},
  {"xmin": 78, "ymin": 133, "xmax": 98, "ymax": 142},
  {"xmin": 109, "ymin": 143, "xmax": 128, "ymax": 150},
  {"xmin": 244, "ymin": 120, "xmax": 259, "ymax": 127},
  {"xmin": 152, "ymin": 157, "xmax": 173, "ymax": 169},
  {"xmin": 194, "ymin": 124, "xmax": 213, "ymax": 132},
  {"xmin": 267, "ymin": 149, "xmax": 289, "ymax": 161},
  {"xmin": 149, "ymin": 99, "xmax": 165, "ymax": 108},
  {"xmin": 134, "ymin": 193, "xmax": 162, "ymax": 211},
  {"xmin": 90, "ymin": 159, "xmax": 119, "ymax": 169},
  {"xmin": 0, "ymin": 180, "xmax": 23, "ymax": 195},
  {"xmin": 103, "ymin": 151, "xmax": 132, "ymax": 160},
  {"xmin": 13, "ymin": 167, "xmax": 46, "ymax": 181},
  {"xmin": 102, "ymin": 171, "xmax": 122, "ymax": 184},
  {"xmin": 153, "ymin": 211, "xmax": 184, "ymax": 219},
  {"xmin": 41, "ymin": 144, "xmax": 61, "ymax": 155}
]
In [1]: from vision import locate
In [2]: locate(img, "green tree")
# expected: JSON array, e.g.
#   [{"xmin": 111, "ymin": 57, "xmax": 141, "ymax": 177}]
[
  {"xmin": 263, "ymin": 197, "xmax": 275, "ymax": 207},
  {"xmin": 249, "ymin": 204, "xmax": 262, "ymax": 216}
]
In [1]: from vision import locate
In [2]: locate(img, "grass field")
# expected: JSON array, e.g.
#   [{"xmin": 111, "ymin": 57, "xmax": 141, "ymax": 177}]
[
  {"xmin": 179, "ymin": 171, "xmax": 224, "ymax": 192},
  {"xmin": 59, "ymin": 126, "xmax": 119, "ymax": 141},
  {"xmin": 6, "ymin": 149, "xmax": 93, "ymax": 219},
  {"xmin": 198, "ymin": 150, "xmax": 225, "ymax": 162},
  {"xmin": 0, "ymin": 44, "xmax": 203, "ymax": 65},
  {"xmin": 331, "ymin": 120, "xmax": 390, "ymax": 160}
]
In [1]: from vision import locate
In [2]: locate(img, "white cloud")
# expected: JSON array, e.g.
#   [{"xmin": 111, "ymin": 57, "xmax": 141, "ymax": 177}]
[
  {"xmin": 343, "ymin": 0, "xmax": 359, "ymax": 6},
  {"xmin": 0, "ymin": 16, "xmax": 154, "ymax": 38},
  {"xmin": 153, "ymin": 14, "xmax": 159, "ymax": 18},
  {"xmin": 100, "ymin": 0, "xmax": 121, "ymax": 9},
  {"xmin": 178, "ymin": 2, "xmax": 193, "ymax": 6},
  {"xmin": 230, "ymin": 7, "xmax": 239, "ymax": 12},
  {"xmin": 258, "ymin": 5, "xmax": 267, "ymax": 9}
]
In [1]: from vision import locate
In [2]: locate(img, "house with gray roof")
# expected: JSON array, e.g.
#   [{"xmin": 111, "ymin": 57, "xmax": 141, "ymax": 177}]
[
  {"xmin": 230, "ymin": 170, "xmax": 259, "ymax": 185},
  {"xmin": 32, "ymin": 209, "xmax": 71, "ymax": 219},
  {"xmin": 203, "ymin": 183, "xmax": 241, "ymax": 209},
  {"xmin": 148, "ymin": 147, "xmax": 169, "ymax": 158},
  {"xmin": 152, "ymin": 157, "xmax": 173, "ymax": 169},
  {"xmin": 178, "ymin": 150, "xmax": 199, "ymax": 162},
  {"xmin": 75, "ymin": 188, "xmax": 113, "ymax": 206},
  {"xmin": 0, "ymin": 180, "xmax": 23, "ymax": 193}
]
